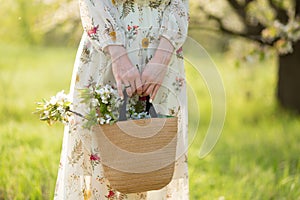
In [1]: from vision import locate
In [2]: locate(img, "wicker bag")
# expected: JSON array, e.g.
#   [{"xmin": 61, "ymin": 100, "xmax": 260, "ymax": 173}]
[{"xmin": 92, "ymin": 94, "xmax": 178, "ymax": 193}]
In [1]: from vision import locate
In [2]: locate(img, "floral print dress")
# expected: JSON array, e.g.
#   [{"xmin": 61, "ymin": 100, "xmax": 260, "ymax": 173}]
[{"xmin": 54, "ymin": 0, "xmax": 189, "ymax": 199}]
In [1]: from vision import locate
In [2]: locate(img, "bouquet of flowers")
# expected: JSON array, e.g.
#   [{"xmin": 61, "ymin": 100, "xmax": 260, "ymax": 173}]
[
  {"xmin": 35, "ymin": 82, "xmax": 150, "ymax": 128},
  {"xmin": 35, "ymin": 90, "xmax": 72, "ymax": 125}
]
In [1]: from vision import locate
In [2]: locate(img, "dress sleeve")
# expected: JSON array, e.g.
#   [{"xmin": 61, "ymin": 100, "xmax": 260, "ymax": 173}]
[
  {"xmin": 159, "ymin": 0, "xmax": 189, "ymax": 50},
  {"xmin": 79, "ymin": 0, "xmax": 125, "ymax": 52}
]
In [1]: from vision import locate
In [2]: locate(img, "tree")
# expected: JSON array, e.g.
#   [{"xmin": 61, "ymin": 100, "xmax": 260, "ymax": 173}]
[{"xmin": 191, "ymin": 0, "xmax": 300, "ymax": 112}]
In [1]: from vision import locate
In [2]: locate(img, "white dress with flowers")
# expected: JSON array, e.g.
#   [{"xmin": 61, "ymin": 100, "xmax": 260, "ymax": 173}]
[{"xmin": 54, "ymin": 0, "xmax": 189, "ymax": 199}]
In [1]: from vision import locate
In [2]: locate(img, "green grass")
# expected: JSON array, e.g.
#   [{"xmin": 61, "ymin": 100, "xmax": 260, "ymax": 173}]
[
  {"xmin": 186, "ymin": 54, "xmax": 300, "ymax": 199},
  {"xmin": 0, "ymin": 44, "xmax": 75, "ymax": 199},
  {"xmin": 0, "ymin": 44, "xmax": 299, "ymax": 199}
]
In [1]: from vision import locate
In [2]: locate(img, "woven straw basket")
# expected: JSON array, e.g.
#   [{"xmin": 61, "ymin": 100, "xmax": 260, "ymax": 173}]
[{"xmin": 92, "ymin": 116, "xmax": 178, "ymax": 194}]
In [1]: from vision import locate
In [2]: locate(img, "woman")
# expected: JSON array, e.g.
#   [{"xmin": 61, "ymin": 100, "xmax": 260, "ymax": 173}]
[{"xmin": 54, "ymin": 0, "xmax": 189, "ymax": 199}]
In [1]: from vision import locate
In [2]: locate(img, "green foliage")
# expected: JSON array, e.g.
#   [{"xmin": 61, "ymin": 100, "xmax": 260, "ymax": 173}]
[
  {"xmin": 0, "ymin": 44, "xmax": 300, "ymax": 199},
  {"xmin": 0, "ymin": 0, "xmax": 47, "ymax": 45},
  {"xmin": 82, "ymin": 108, "xmax": 98, "ymax": 129},
  {"xmin": 0, "ymin": 0, "xmax": 81, "ymax": 46}
]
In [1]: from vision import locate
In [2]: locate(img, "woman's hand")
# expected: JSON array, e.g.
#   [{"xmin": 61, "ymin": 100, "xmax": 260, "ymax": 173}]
[
  {"xmin": 107, "ymin": 45, "xmax": 143, "ymax": 99},
  {"xmin": 141, "ymin": 37, "xmax": 174, "ymax": 102}
]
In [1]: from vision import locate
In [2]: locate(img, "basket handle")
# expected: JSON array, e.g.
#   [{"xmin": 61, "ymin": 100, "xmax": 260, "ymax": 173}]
[{"xmin": 118, "ymin": 90, "xmax": 158, "ymax": 121}]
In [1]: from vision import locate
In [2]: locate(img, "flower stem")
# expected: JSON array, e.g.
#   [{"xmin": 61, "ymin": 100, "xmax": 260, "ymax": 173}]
[{"xmin": 68, "ymin": 110, "xmax": 87, "ymax": 120}]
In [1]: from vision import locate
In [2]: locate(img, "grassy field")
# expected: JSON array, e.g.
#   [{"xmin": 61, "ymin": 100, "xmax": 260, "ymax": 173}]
[{"xmin": 0, "ymin": 43, "xmax": 299, "ymax": 200}]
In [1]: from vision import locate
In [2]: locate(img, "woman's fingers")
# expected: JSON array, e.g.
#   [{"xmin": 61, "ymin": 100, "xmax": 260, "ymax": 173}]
[
  {"xmin": 124, "ymin": 81, "xmax": 133, "ymax": 97},
  {"xmin": 143, "ymin": 83, "xmax": 156, "ymax": 97},
  {"xmin": 150, "ymin": 84, "xmax": 161, "ymax": 102},
  {"xmin": 123, "ymin": 68, "xmax": 140, "ymax": 97},
  {"xmin": 141, "ymin": 72, "xmax": 161, "ymax": 97},
  {"xmin": 130, "ymin": 80, "xmax": 136, "ymax": 95},
  {"xmin": 135, "ymin": 77, "xmax": 143, "ymax": 95},
  {"xmin": 111, "ymin": 51, "xmax": 143, "ymax": 97},
  {"xmin": 112, "ymin": 65, "xmax": 124, "ymax": 99},
  {"xmin": 116, "ymin": 79, "xmax": 124, "ymax": 100},
  {"xmin": 141, "ymin": 72, "xmax": 151, "ymax": 95}
]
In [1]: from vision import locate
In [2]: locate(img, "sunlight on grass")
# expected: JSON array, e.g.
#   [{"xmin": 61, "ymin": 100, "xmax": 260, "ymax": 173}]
[
  {"xmin": 187, "ymin": 54, "xmax": 300, "ymax": 199},
  {"xmin": 0, "ymin": 44, "xmax": 299, "ymax": 199}
]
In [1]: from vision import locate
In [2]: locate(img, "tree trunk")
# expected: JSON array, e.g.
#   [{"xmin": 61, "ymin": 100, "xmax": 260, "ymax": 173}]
[{"xmin": 277, "ymin": 41, "xmax": 300, "ymax": 113}]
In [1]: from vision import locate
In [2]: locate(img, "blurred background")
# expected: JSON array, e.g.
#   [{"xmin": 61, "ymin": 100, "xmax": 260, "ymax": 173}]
[{"xmin": 0, "ymin": 0, "xmax": 300, "ymax": 199}]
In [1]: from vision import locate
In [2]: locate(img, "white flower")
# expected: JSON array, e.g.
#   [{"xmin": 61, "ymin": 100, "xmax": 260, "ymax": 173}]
[
  {"xmin": 61, "ymin": 113, "xmax": 70, "ymax": 125},
  {"xmin": 56, "ymin": 90, "xmax": 67, "ymax": 99},
  {"xmin": 101, "ymin": 98, "xmax": 108, "ymax": 104},
  {"xmin": 43, "ymin": 110, "xmax": 49, "ymax": 116},
  {"xmin": 50, "ymin": 96, "xmax": 57, "ymax": 105},
  {"xmin": 90, "ymin": 98, "xmax": 99, "ymax": 107},
  {"xmin": 57, "ymin": 106, "xmax": 65, "ymax": 114},
  {"xmin": 55, "ymin": 90, "xmax": 70, "ymax": 105},
  {"xmin": 95, "ymin": 88, "xmax": 104, "ymax": 95},
  {"xmin": 43, "ymin": 104, "xmax": 49, "ymax": 109},
  {"xmin": 99, "ymin": 117, "xmax": 105, "ymax": 125}
]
